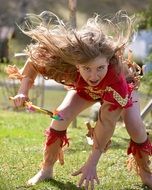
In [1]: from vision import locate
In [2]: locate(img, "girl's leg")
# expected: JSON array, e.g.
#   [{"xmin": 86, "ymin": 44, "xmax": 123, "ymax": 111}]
[
  {"xmin": 122, "ymin": 91, "xmax": 152, "ymax": 188},
  {"xmin": 84, "ymin": 100, "xmax": 122, "ymax": 153},
  {"xmin": 27, "ymin": 90, "xmax": 94, "ymax": 185},
  {"xmin": 122, "ymin": 91, "xmax": 147, "ymax": 143},
  {"xmin": 94, "ymin": 101, "xmax": 122, "ymax": 151}
]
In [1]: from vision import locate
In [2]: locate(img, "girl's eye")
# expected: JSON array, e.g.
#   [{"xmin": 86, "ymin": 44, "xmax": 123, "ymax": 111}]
[
  {"xmin": 98, "ymin": 66, "xmax": 105, "ymax": 70},
  {"xmin": 83, "ymin": 67, "xmax": 90, "ymax": 71}
]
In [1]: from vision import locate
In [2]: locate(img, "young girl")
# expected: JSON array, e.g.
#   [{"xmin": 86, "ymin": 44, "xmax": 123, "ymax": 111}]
[{"xmin": 7, "ymin": 11, "xmax": 152, "ymax": 189}]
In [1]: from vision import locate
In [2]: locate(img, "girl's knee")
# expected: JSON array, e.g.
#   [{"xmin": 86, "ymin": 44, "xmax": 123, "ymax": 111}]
[
  {"xmin": 48, "ymin": 109, "xmax": 75, "ymax": 131},
  {"xmin": 56, "ymin": 108, "xmax": 76, "ymax": 122}
]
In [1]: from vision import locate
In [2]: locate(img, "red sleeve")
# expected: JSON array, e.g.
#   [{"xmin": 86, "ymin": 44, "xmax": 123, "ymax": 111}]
[{"xmin": 103, "ymin": 74, "xmax": 133, "ymax": 111}]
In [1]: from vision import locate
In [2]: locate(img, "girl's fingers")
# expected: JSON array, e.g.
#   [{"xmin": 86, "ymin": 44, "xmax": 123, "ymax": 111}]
[
  {"xmin": 14, "ymin": 99, "xmax": 20, "ymax": 107},
  {"xmin": 71, "ymin": 169, "xmax": 82, "ymax": 176},
  {"xmin": 13, "ymin": 97, "xmax": 27, "ymax": 107},
  {"xmin": 78, "ymin": 175, "xmax": 86, "ymax": 188},
  {"xmin": 85, "ymin": 176, "xmax": 99, "ymax": 190},
  {"xmin": 84, "ymin": 178, "xmax": 96, "ymax": 190},
  {"xmin": 14, "ymin": 98, "xmax": 24, "ymax": 107},
  {"xmin": 10, "ymin": 94, "xmax": 28, "ymax": 107},
  {"xmin": 90, "ymin": 179, "xmax": 95, "ymax": 190},
  {"xmin": 72, "ymin": 167, "xmax": 99, "ymax": 189},
  {"xmin": 85, "ymin": 178, "xmax": 89, "ymax": 190}
]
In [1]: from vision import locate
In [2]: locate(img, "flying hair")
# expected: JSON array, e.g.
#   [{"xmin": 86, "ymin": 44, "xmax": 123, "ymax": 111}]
[{"xmin": 15, "ymin": 11, "xmax": 136, "ymax": 84}]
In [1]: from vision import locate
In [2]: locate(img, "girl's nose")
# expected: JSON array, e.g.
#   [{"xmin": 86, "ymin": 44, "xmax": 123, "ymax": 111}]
[{"xmin": 89, "ymin": 71, "xmax": 98, "ymax": 80}]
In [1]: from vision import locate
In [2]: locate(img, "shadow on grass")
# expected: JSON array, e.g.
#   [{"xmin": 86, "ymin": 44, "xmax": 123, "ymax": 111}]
[
  {"xmin": 15, "ymin": 179, "xmax": 83, "ymax": 190},
  {"xmin": 120, "ymin": 183, "xmax": 152, "ymax": 190},
  {"xmin": 0, "ymin": 174, "xmax": 14, "ymax": 190},
  {"xmin": 46, "ymin": 178, "xmax": 84, "ymax": 190}
]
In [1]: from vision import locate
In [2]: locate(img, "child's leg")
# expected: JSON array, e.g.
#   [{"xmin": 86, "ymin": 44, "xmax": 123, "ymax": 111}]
[
  {"xmin": 122, "ymin": 91, "xmax": 147, "ymax": 143},
  {"xmin": 27, "ymin": 90, "xmax": 94, "ymax": 185},
  {"xmin": 93, "ymin": 102, "xmax": 122, "ymax": 151},
  {"xmin": 122, "ymin": 91, "xmax": 152, "ymax": 188}
]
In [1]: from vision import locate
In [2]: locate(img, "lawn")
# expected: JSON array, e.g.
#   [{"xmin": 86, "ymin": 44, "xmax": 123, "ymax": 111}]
[{"xmin": 0, "ymin": 110, "xmax": 151, "ymax": 190}]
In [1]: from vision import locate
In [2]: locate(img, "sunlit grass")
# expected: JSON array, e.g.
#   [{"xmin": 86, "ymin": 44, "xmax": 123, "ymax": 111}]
[{"xmin": 0, "ymin": 110, "xmax": 151, "ymax": 190}]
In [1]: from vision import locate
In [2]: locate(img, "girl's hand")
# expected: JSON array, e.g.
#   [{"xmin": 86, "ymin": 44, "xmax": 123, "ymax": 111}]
[
  {"xmin": 72, "ymin": 163, "xmax": 100, "ymax": 190},
  {"xmin": 12, "ymin": 94, "xmax": 29, "ymax": 107}
]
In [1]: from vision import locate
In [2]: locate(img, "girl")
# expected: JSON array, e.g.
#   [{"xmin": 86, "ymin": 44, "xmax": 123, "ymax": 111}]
[{"xmin": 7, "ymin": 11, "xmax": 152, "ymax": 189}]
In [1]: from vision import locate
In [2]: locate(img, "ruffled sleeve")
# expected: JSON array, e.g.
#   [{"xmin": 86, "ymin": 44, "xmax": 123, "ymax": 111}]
[{"xmin": 103, "ymin": 73, "xmax": 134, "ymax": 111}]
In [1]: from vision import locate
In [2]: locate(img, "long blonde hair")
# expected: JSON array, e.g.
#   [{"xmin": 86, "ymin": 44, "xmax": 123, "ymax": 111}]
[{"xmin": 20, "ymin": 11, "xmax": 135, "ymax": 84}]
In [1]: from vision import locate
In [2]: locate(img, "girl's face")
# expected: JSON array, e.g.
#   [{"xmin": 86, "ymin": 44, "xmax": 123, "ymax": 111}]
[{"xmin": 77, "ymin": 56, "xmax": 109, "ymax": 86}]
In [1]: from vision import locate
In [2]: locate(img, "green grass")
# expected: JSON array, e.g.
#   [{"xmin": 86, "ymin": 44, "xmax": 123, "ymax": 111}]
[{"xmin": 0, "ymin": 110, "xmax": 151, "ymax": 190}]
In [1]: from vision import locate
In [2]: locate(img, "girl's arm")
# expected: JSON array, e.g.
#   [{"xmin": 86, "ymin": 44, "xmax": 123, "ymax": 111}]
[
  {"xmin": 13, "ymin": 60, "xmax": 38, "ymax": 107},
  {"xmin": 18, "ymin": 60, "xmax": 38, "ymax": 95},
  {"xmin": 72, "ymin": 101, "xmax": 122, "ymax": 190}
]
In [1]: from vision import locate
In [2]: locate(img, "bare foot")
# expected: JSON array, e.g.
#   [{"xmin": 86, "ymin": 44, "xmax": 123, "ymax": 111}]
[{"xmin": 27, "ymin": 168, "xmax": 53, "ymax": 186}]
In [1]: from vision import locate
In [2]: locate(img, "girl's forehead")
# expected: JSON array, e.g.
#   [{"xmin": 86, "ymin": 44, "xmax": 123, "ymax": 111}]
[{"xmin": 79, "ymin": 56, "xmax": 108, "ymax": 67}]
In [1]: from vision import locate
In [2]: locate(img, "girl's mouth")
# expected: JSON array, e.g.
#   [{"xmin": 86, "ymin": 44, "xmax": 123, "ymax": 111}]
[{"xmin": 89, "ymin": 80, "xmax": 99, "ymax": 85}]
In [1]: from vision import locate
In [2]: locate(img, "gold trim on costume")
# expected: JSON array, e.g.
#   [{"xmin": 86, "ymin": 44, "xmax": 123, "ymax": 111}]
[
  {"xmin": 84, "ymin": 86, "xmax": 104, "ymax": 100},
  {"xmin": 84, "ymin": 86, "xmax": 129, "ymax": 106},
  {"xmin": 105, "ymin": 86, "xmax": 129, "ymax": 107}
]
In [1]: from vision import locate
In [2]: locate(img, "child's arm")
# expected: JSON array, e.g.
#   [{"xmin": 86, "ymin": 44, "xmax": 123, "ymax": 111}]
[
  {"xmin": 18, "ymin": 60, "xmax": 37, "ymax": 94},
  {"xmin": 72, "ymin": 148, "xmax": 100, "ymax": 189},
  {"xmin": 72, "ymin": 101, "xmax": 122, "ymax": 189},
  {"xmin": 13, "ymin": 60, "xmax": 38, "ymax": 107}
]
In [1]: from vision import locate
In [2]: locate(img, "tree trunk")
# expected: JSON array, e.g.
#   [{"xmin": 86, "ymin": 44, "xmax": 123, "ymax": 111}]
[
  {"xmin": 69, "ymin": 0, "xmax": 77, "ymax": 127},
  {"xmin": 68, "ymin": 0, "xmax": 77, "ymax": 29}
]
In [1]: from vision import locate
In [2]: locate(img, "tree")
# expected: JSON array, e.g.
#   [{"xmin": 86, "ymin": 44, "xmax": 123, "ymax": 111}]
[
  {"xmin": 136, "ymin": 3, "xmax": 152, "ymax": 30},
  {"xmin": 136, "ymin": 5, "xmax": 152, "ymax": 121}
]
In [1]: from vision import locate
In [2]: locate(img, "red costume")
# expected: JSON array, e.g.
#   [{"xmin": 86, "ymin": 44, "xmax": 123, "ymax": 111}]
[{"xmin": 72, "ymin": 64, "xmax": 133, "ymax": 111}]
